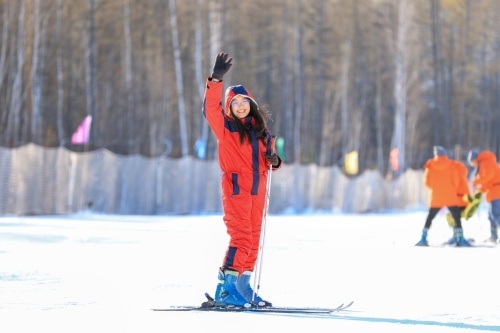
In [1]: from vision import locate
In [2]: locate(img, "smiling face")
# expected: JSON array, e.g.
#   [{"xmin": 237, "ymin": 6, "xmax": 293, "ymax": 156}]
[{"xmin": 230, "ymin": 95, "xmax": 251, "ymax": 119}]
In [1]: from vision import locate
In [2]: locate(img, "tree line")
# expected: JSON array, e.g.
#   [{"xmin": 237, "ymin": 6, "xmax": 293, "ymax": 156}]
[{"xmin": 0, "ymin": 0, "xmax": 499, "ymax": 176}]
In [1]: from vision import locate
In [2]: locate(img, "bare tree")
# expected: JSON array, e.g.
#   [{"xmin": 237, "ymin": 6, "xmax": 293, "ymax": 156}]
[
  {"xmin": 0, "ymin": 4, "xmax": 9, "ymax": 139},
  {"xmin": 122, "ymin": 0, "xmax": 135, "ymax": 152},
  {"xmin": 390, "ymin": 0, "xmax": 412, "ymax": 175},
  {"xmin": 319, "ymin": 81, "xmax": 341, "ymax": 167},
  {"xmin": 0, "ymin": 5, "xmax": 8, "ymax": 96},
  {"xmin": 340, "ymin": 42, "xmax": 351, "ymax": 158},
  {"xmin": 349, "ymin": 0, "xmax": 369, "ymax": 166},
  {"xmin": 157, "ymin": 0, "xmax": 171, "ymax": 157},
  {"xmin": 193, "ymin": 0, "xmax": 209, "ymax": 159},
  {"xmin": 4, "ymin": 1, "xmax": 26, "ymax": 146},
  {"xmin": 454, "ymin": 0, "xmax": 471, "ymax": 147},
  {"xmin": 429, "ymin": 0, "xmax": 452, "ymax": 148},
  {"xmin": 292, "ymin": 0, "xmax": 303, "ymax": 163},
  {"xmin": 30, "ymin": 0, "xmax": 44, "ymax": 144},
  {"xmin": 278, "ymin": 3, "xmax": 293, "ymax": 163},
  {"xmin": 82, "ymin": 0, "xmax": 97, "ymax": 148},
  {"xmin": 55, "ymin": 0, "xmax": 65, "ymax": 146},
  {"xmin": 168, "ymin": 0, "xmax": 188, "ymax": 157}
]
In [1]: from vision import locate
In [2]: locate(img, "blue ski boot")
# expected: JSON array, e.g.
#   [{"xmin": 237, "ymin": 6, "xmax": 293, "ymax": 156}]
[
  {"xmin": 214, "ymin": 269, "xmax": 250, "ymax": 307},
  {"xmin": 454, "ymin": 228, "xmax": 472, "ymax": 247},
  {"xmin": 415, "ymin": 228, "xmax": 428, "ymax": 246},
  {"xmin": 445, "ymin": 234, "xmax": 457, "ymax": 245},
  {"xmin": 236, "ymin": 271, "xmax": 272, "ymax": 307}
]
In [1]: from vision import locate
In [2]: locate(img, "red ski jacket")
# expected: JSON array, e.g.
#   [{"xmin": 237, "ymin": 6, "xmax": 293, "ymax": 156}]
[{"xmin": 203, "ymin": 79, "xmax": 280, "ymax": 194}]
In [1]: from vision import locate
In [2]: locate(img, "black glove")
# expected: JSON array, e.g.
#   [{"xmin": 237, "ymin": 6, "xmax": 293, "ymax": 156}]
[
  {"xmin": 265, "ymin": 153, "xmax": 279, "ymax": 166},
  {"xmin": 211, "ymin": 53, "xmax": 233, "ymax": 80},
  {"xmin": 474, "ymin": 191, "xmax": 482, "ymax": 200}
]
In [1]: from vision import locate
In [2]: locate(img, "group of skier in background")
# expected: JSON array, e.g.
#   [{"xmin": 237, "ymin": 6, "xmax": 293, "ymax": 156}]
[{"xmin": 416, "ymin": 146, "xmax": 500, "ymax": 246}]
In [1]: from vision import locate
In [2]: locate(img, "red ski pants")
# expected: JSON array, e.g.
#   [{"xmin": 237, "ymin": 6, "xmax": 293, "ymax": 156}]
[{"xmin": 220, "ymin": 171, "xmax": 267, "ymax": 274}]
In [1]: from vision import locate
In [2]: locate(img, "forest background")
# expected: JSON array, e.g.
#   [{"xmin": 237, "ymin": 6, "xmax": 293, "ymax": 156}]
[{"xmin": 0, "ymin": 0, "xmax": 499, "ymax": 177}]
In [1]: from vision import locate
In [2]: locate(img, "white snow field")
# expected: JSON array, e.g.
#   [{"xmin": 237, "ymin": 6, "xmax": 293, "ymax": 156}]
[{"xmin": 1, "ymin": 211, "xmax": 499, "ymax": 333}]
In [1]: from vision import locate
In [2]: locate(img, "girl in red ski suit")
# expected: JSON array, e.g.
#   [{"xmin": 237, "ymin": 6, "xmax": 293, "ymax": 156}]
[{"xmin": 202, "ymin": 53, "xmax": 281, "ymax": 307}]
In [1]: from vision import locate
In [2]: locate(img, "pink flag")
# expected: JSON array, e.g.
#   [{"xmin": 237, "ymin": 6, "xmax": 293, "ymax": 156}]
[
  {"xmin": 71, "ymin": 115, "xmax": 92, "ymax": 145},
  {"xmin": 390, "ymin": 147, "xmax": 399, "ymax": 171}
]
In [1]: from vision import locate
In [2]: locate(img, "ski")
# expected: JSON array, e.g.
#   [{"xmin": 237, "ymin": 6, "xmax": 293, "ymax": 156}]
[{"xmin": 152, "ymin": 300, "xmax": 353, "ymax": 314}]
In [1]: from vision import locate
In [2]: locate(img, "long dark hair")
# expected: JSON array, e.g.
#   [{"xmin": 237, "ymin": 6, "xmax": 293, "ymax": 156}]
[{"xmin": 230, "ymin": 100, "xmax": 270, "ymax": 145}]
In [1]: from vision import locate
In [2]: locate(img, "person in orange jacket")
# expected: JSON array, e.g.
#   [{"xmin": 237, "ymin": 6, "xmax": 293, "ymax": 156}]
[
  {"xmin": 416, "ymin": 146, "xmax": 471, "ymax": 246},
  {"xmin": 467, "ymin": 149, "xmax": 500, "ymax": 244},
  {"xmin": 203, "ymin": 53, "xmax": 282, "ymax": 307}
]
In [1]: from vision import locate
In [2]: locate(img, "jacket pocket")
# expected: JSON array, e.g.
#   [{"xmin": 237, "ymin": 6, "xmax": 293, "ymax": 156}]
[{"xmin": 231, "ymin": 173, "xmax": 240, "ymax": 195}]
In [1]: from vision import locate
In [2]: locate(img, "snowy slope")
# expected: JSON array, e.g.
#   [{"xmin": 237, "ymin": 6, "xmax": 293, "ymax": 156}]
[{"xmin": 0, "ymin": 211, "xmax": 499, "ymax": 333}]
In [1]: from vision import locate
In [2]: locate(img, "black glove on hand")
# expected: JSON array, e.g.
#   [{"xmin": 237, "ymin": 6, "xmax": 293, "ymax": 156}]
[
  {"xmin": 265, "ymin": 153, "xmax": 279, "ymax": 166},
  {"xmin": 211, "ymin": 53, "xmax": 233, "ymax": 80}
]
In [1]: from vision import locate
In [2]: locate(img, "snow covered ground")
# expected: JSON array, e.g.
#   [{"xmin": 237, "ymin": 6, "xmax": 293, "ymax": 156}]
[{"xmin": 1, "ymin": 210, "xmax": 499, "ymax": 333}]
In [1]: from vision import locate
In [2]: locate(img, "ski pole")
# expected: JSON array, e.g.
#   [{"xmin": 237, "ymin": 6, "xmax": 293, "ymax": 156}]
[
  {"xmin": 252, "ymin": 164, "xmax": 272, "ymax": 303},
  {"xmin": 252, "ymin": 137, "xmax": 275, "ymax": 303}
]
